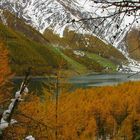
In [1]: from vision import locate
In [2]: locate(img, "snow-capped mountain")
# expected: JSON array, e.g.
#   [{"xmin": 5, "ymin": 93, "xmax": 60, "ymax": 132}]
[
  {"xmin": 1, "ymin": 0, "xmax": 140, "ymax": 72},
  {"xmin": 0, "ymin": 0, "xmax": 125, "ymax": 38},
  {"xmin": 0, "ymin": 0, "xmax": 97, "ymax": 35}
]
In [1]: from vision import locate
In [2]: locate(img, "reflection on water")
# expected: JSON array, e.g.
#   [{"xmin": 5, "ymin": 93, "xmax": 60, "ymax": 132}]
[
  {"xmin": 12, "ymin": 77, "xmax": 56, "ymax": 95},
  {"xmin": 69, "ymin": 73, "xmax": 140, "ymax": 88},
  {"xmin": 12, "ymin": 73, "xmax": 140, "ymax": 93}
]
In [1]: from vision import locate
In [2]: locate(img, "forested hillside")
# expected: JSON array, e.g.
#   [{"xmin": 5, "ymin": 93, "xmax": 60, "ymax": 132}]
[
  {"xmin": 0, "ymin": 11, "xmax": 127, "ymax": 75},
  {"xmin": 2, "ymin": 81, "xmax": 140, "ymax": 140}
]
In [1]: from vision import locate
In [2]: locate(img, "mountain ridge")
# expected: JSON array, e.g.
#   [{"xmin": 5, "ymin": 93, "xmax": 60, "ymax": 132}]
[
  {"xmin": 0, "ymin": 0, "xmax": 132, "ymax": 63},
  {"xmin": 2, "ymin": 0, "xmax": 140, "ymax": 72},
  {"xmin": 0, "ymin": 10, "xmax": 127, "ymax": 75}
]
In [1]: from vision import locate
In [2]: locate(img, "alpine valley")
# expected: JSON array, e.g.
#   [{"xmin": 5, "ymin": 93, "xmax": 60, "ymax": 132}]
[
  {"xmin": 0, "ymin": 0, "xmax": 140, "ymax": 75},
  {"xmin": 1, "ymin": 1, "xmax": 140, "ymax": 139}
]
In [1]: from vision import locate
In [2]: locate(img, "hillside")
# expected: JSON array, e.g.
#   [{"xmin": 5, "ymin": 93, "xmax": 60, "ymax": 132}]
[
  {"xmin": 44, "ymin": 29, "xmax": 127, "ymax": 71},
  {"xmin": 0, "ymin": 25, "xmax": 62, "ymax": 75},
  {"xmin": 0, "ymin": 11, "xmax": 67, "ymax": 75},
  {"xmin": 126, "ymin": 28, "xmax": 140, "ymax": 61},
  {"xmin": 0, "ymin": 11, "xmax": 127, "ymax": 75},
  {"xmin": 1, "ymin": 0, "xmax": 140, "ymax": 73}
]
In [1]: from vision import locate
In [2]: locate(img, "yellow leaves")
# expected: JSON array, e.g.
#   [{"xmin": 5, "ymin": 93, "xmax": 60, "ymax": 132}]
[
  {"xmin": 0, "ymin": 40, "xmax": 12, "ymax": 106},
  {"xmin": 3, "ymin": 81, "xmax": 140, "ymax": 139},
  {"xmin": 19, "ymin": 95, "xmax": 46, "ymax": 121},
  {"xmin": 0, "ymin": 41, "xmax": 11, "ymax": 87},
  {"xmin": 85, "ymin": 118, "xmax": 97, "ymax": 135},
  {"xmin": 53, "ymin": 82, "xmax": 140, "ymax": 139}
]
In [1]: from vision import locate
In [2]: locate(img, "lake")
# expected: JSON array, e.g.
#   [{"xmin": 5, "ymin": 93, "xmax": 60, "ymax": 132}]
[
  {"xmin": 69, "ymin": 72, "xmax": 140, "ymax": 88},
  {"xmin": 12, "ymin": 73, "xmax": 140, "ymax": 94}
]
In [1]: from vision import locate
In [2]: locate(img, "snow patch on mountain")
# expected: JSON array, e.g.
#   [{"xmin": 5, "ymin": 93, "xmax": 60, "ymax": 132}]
[
  {"xmin": 0, "ymin": 9, "xmax": 8, "ymax": 26},
  {"xmin": 1, "ymin": 0, "xmax": 140, "ymax": 72}
]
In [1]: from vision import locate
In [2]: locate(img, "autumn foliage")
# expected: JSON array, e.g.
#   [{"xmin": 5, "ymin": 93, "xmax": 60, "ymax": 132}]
[
  {"xmin": 0, "ymin": 40, "xmax": 11, "ymax": 104},
  {"xmin": 0, "ymin": 41, "xmax": 11, "ymax": 87},
  {"xmin": 2, "ymin": 81, "xmax": 140, "ymax": 140}
]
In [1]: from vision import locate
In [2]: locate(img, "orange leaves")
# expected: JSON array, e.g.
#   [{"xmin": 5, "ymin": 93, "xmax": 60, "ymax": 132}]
[
  {"xmin": 0, "ymin": 41, "xmax": 11, "ymax": 87},
  {"xmin": 0, "ymin": 40, "xmax": 11, "ymax": 105},
  {"xmin": 54, "ymin": 82, "xmax": 140, "ymax": 139},
  {"xmin": 3, "ymin": 81, "xmax": 140, "ymax": 139}
]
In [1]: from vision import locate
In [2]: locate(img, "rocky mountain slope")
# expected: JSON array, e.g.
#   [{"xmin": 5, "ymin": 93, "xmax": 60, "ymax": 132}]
[
  {"xmin": 0, "ymin": 10, "xmax": 127, "ymax": 75},
  {"xmin": 126, "ymin": 28, "xmax": 140, "ymax": 61},
  {"xmin": 0, "ymin": 0, "xmax": 130, "ymax": 47},
  {"xmin": 2, "ymin": 0, "xmax": 140, "ymax": 72}
]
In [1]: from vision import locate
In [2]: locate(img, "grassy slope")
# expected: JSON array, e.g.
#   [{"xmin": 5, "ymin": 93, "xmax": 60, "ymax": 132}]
[
  {"xmin": 0, "ymin": 23, "xmax": 87, "ymax": 75},
  {"xmin": 0, "ymin": 23, "xmax": 66, "ymax": 75},
  {"xmin": 86, "ymin": 52, "xmax": 116, "ymax": 71},
  {"xmin": 49, "ymin": 47, "xmax": 87, "ymax": 73},
  {"xmin": 44, "ymin": 29, "xmax": 127, "ymax": 72}
]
